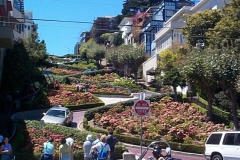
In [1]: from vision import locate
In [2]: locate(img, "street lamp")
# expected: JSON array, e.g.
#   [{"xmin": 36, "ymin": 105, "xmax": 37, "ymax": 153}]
[{"xmin": 64, "ymin": 46, "xmax": 69, "ymax": 54}]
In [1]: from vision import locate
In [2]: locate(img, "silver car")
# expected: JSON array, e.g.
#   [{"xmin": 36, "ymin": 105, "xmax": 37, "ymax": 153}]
[{"xmin": 41, "ymin": 106, "xmax": 73, "ymax": 126}]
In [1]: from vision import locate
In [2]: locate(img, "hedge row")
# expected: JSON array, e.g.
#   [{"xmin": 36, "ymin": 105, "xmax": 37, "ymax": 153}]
[
  {"xmin": 83, "ymin": 93, "xmax": 205, "ymax": 154},
  {"xmin": 11, "ymin": 120, "xmax": 127, "ymax": 160}
]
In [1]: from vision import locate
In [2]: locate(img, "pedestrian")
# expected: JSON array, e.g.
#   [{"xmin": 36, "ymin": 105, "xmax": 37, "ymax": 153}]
[
  {"xmin": 106, "ymin": 130, "xmax": 118, "ymax": 160},
  {"xmin": 0, "ymin": 137, "xmax": 12, "ymax": 160},
  {"xmin": 85, "ymin": 83, "xmax": 89, "ymax": 92},
  {"xmin": 92, "ymin": 135, "xmax": 110, "ymax": 160},
  {"xmin": 59, "ymin": 137, "xmax": 71, "ymax": 160},
  {"xmin": 28, "ymin": 83, "xmax": 35, "ymax": 94},
  {"xmin": 92, "ymin": 133, "xmax": 102, "ymax": 146},
  {"xmin": 42, "ymin": 138, "xmax": 55, "ymax": 160},
  {"xmin": 83, "ymin": 135, "xmax": 93, "ymax": 160},
  {"xmin": 54, "ymin": 80, "xmax": 60, "ymax": 90},
  {"xmin": 66, "ymin": 134, "xmax": 74, "ymax": 160}
]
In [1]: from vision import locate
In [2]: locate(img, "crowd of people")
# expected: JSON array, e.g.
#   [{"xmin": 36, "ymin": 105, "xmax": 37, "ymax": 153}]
[{"xmin": 38, "ymin": 130, "xmax": 118, "ymax": 160}]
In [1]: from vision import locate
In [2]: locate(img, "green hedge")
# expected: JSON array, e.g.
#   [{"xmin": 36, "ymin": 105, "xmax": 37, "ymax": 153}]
[{"xmin": 11, "ymin": 120, "xmax": 127, "ymax": 160}]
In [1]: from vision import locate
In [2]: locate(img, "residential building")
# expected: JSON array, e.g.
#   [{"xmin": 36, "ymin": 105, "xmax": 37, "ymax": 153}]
[
  {"xmin": 118, "ymin": 17, "xmax": 134, "ymax": 45},
  {"xmin": 0, "ymin": 0, "xmax": 14, "ymax": 87},
  {"xmin": 24, "ymin": 10, "xmax": 33, "ymax": 38},
  {"xmin": 90, "ymin": 16, "xmax": 118, "ymax": 44},
  {"xmin": 74, "ymin": 42, "xmax": 80, "ymax": 55},
  {"xmin": 10, "ymin": 0, "xmax": 25, "ymax": 42},
  {"xmin": 142, "ymin": 0, "xmax": 228, "ymax": 87}
]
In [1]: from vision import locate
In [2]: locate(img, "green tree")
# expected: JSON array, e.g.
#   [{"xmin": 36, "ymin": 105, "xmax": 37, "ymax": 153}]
[
  {"xmin": 182, "ymin": 9, "xmax": 222, "ymax": 47},
  {"xmin": 209, "ymin": 0, "xmax": 240, "ymax": 47},
  {"xmin": 79, "ymin": 39, "xmax": 106, "ymax": 68},
  {"xmin": 181, "ymin": 48, "xmax": 220, "ymax": 120},
  {"xmin": 207, "ymin": 48, "xmax": 240, "ymax": 129},
  {"xmin": 23, "ymin": 23, "xmax": 48, "ymax": 66},
  {"xmin": 1, "ymin": 42, "xmax": 33, "ymax": 92},
  {"xmin": 158, "ymin": 48, "xmax": 185, "ymax": 101}
]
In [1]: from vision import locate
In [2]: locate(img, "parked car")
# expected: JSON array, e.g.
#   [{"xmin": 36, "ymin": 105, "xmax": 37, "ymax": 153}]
[
  {"xmin": 41, "ymin": 106, "xmax": 73, "ymax": 126},
  {"xmin": 205, "ymin": 130, "xmax": 240, "ymax": 160},
  {"xmin": 83, "ymin": 68, "xmax": 97, "ymax": 73},
  {"xmin": 104, "ymin": 66, "xmax": 115, "ymax": 71},
  {"xmin": 42, "ymin": 70, "xmax": 54, "ymax": 75}
]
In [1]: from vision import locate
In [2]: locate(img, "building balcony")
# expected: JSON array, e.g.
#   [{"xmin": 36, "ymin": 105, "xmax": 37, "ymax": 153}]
[
  {"xmin": 142, "ymin": 20, "xmax": 164, "ymax": 32},
  {"xmin": 0, "ymin": 26, "xmax": 14, "ymax": 48}
]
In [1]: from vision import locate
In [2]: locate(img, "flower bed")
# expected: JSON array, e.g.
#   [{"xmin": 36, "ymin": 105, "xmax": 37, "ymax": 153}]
[
  {"xmin": 60, "ymin": 84, "xmax": 130, "ymax": 96},
  {"xmin": 93, "ymin": 97, "xmax": 228, "ymax": 145},
  {"xmin": 80, "ymin": 73, "xmax": 120, "ymax": 82},
  {"xmin": 43, "ymin": 67, "xmax": 81, "ymax": 75},
  {"xmin": 47, "ymin": 89, "xmax": 100, "ymax": 106}
]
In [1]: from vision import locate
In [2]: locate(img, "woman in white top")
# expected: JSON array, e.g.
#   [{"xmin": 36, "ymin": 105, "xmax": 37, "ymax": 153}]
[{"xmin": 92, "ymin": 135, "xmax": 111, "ymax": 160}]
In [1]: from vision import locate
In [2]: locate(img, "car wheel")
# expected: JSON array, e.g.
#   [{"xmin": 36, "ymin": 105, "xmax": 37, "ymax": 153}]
[{"xmin": 211, "ymin": 154, "xmax": 223, "ymax": 160}]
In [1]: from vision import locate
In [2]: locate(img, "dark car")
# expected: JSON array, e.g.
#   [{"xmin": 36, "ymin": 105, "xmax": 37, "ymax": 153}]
[{"xmin": 41, "ymin": 106, "xmax": 73, "ymax": 126}]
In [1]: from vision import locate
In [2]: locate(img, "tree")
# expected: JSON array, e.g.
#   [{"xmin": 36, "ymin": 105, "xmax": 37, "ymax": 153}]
[
  {"xmin": 181, "ymin": 48, "xmax": 220, "ymax": 120},
  {"xmin": 209, "ymin": 0, "xmax": 240, "ymax": 47},
  {"xmin": 122, "ymin": 0, "xmax": 161, "ymax": 17},
  {"xmin": 207, "ymin": 48, "xmax": 240, "ymax": 129},
  {"xmin": 107, "ymin": 44, "xmax": 146, "ymax": 80},
  {"xmin": 23, "ymin": 23, "xmax": 48, "ymax": 66},
  {"xmin": 182, "ymin": 9, "xmax": 222, "ymax": 47},
  {"xmin": 79, "ymin": 39, "xmax": 106, "ymax": 68},
  {"xmin": 158, "ymin": 48, "xmax": 185, "ymax": 101},
  {"xmin": 2, "ymin": 42, "xmax": 33, "ymax": 92}
]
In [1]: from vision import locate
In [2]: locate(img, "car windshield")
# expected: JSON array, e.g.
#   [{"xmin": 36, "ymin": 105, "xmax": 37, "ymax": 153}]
[{"xmin": 46, "ymin": 109, "xmax": 65, "ymax": 118}]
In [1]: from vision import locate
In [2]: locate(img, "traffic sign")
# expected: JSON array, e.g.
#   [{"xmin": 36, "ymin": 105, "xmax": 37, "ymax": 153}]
[{"xmin": 134, "ymin": 100, "xmax": 150, "ymax": 116}]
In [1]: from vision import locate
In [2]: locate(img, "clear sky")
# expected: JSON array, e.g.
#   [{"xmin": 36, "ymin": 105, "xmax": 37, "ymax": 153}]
[{"xmin": 24, "ymin": 0, "xmax": 124, "ymax": 56}]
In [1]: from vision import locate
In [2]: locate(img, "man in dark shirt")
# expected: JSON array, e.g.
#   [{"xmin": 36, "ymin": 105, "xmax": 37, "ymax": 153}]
[{"xmin": 106, "ymin": 130, "xmax": 118, "ymax": 160}]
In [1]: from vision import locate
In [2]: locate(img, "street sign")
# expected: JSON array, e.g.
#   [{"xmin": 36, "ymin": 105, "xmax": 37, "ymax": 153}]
[{"xmin": 134, "ymin": 100, "xmax": 150, "ymax": 116}]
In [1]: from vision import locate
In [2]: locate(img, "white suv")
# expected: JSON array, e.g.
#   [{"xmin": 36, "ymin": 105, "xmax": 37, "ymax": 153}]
[{"xmin": 205, "ymin": 130, "xmax": 240, "ymax": 160}]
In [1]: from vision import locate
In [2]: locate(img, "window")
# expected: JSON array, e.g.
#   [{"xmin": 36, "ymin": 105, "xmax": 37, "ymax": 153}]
[
  {"xmin": 28, "ymin": 25, "xmax": 30, "ymax": 30},
  {"xmin": 206, "ymin": 134, "xmax": 222, "ymax": 145},
  {"xmin": 223, "ymin": 133, "xmax": 235, "ymax": 145},
  {"xmin": 13, "ymin": 0, "xmax": 21, "ymax": 12}
]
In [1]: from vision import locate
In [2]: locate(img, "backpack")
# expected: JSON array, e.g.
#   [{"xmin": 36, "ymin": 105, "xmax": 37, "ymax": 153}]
[{"xmin": 98, "ymin": 143, "xmax": 108, "ymax": 160}]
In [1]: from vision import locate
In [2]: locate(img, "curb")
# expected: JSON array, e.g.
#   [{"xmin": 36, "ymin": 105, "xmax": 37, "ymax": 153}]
[
  {"xmin": 94, "ymin": 94, "xmax": 134, "ymax": 98},
  {"xmin": 123, "ymin": 143, "xmax": 205, "ymax": 157}
]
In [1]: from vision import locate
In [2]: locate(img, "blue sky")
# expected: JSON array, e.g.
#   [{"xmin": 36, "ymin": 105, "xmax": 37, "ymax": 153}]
[{"xmin": 24, "ymin": 0, "xmax": 124, "ymax": 56}]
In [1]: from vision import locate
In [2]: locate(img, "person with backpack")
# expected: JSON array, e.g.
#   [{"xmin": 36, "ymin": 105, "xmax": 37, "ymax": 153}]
[
  {"xmin": 106, "ymin": 131, "xmax": 118, "ymax": 160},
  {"xmin": 92, "ymin": 135, "xmax": 110, "ymax": 160},
  {"xmin": 83, "ymin": 135, "xmax": 93, "ymax": 160},
  {"xmin": 91, "ymin": 133, "xmax": 102, "ymax": 160}
]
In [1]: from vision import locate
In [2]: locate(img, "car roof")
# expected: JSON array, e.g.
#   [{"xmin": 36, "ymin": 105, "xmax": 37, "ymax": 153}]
[
  {"xmin": 49, "ymin": 106, "xmax": 69, "ymax": 111},
  {"xmin": 211, "ymin": 130, "xmax": 240, "ymax": 134}
]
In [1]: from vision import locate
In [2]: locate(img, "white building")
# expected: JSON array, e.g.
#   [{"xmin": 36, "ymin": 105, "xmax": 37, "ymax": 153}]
[
  {"xmin": 24, "ymin": 10, "xmax": 33, "ymax": 38},
  {"xmin": 143, "ymin": 0, "xmax": 228, "ymax": 83},
  {"xmin": 118, "ymin": 17, "xmax": 134, "ymax": 45}
]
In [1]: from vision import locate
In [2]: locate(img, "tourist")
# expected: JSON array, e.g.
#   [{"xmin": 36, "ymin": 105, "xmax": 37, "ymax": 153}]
[
  {"xmin": 83, "ymin": 135, "xmax": 93, "ymax": 160},
  {"xmin": 106, "ymin": 130, "xmax": 118, "ymax": 160},
  {"xmin": 92, "ymin": 135, "xmax": 111, "ymax": 160},
  {"xmin": 66, "ymin": 134, "xmax": 74, "ymax": 160},
  {"xmin": 92, "ymin": 133, "xmax": 102, "ymax": 145},
  {"xmin": 59, "ymin": 137, "xmax": 71, "ymax": 160},
  {"xmin": 42, "ymin": 138, "xmax": 55, "ymax": 160},
  {"xmin": 0, "ymin": 137, "xmax": 12, "ymax": 160}
]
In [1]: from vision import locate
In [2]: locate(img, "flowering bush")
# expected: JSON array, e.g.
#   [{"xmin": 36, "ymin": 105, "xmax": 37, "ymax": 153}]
[
  {"xmin": 80, "ymin": 73, "xmax": 120, "ymax": 82},
  {"xmin": 43, "ymin": 67, "xmax": 81, "ymax": 75},
  {"xmin": 47, "ymin": 89, "xmax": 99, "ymax": 106},
  {"xmin": 60, "ymin": 84, "xmax": 129, "ymax": 95},
  {"xmin": 93, "ymin": 97, "xmax": 229, "ymax": 145}
]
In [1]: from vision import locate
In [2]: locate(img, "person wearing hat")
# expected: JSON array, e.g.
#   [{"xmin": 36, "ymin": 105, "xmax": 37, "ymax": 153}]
[
  {"xmin": 147, "ymin": 145, "xmax": 164, "ymax": 160},
  {"xmin": 0, "ymin": 137, "xmax": 12, "ymax": 160},
  {"xmin": 83, "ymin": 135, "xmax": 93, "ymax": 160},
  {"xmin": 42, "ymin": 138, "xmax": 55, "ymax": 160}
]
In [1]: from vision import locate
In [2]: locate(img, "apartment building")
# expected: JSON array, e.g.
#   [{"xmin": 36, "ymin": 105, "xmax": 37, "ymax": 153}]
[
  {"xmin": 118, "ymin": 17, "xmax": 134, "ymax": 45},
  {"xmin": 143, "ymin": 0, "xmax": 228, "ymax": 83},
  {"xmin": 10, "ymin": 0, "xmax": 24, "ymax": 41},
  {"xmin": 0, "ymin": 0, "xmax": 14, "ymax": 87},
  {"xmin": 24, "ymin": 10, "xmax": 33, "ymax": 38}
]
